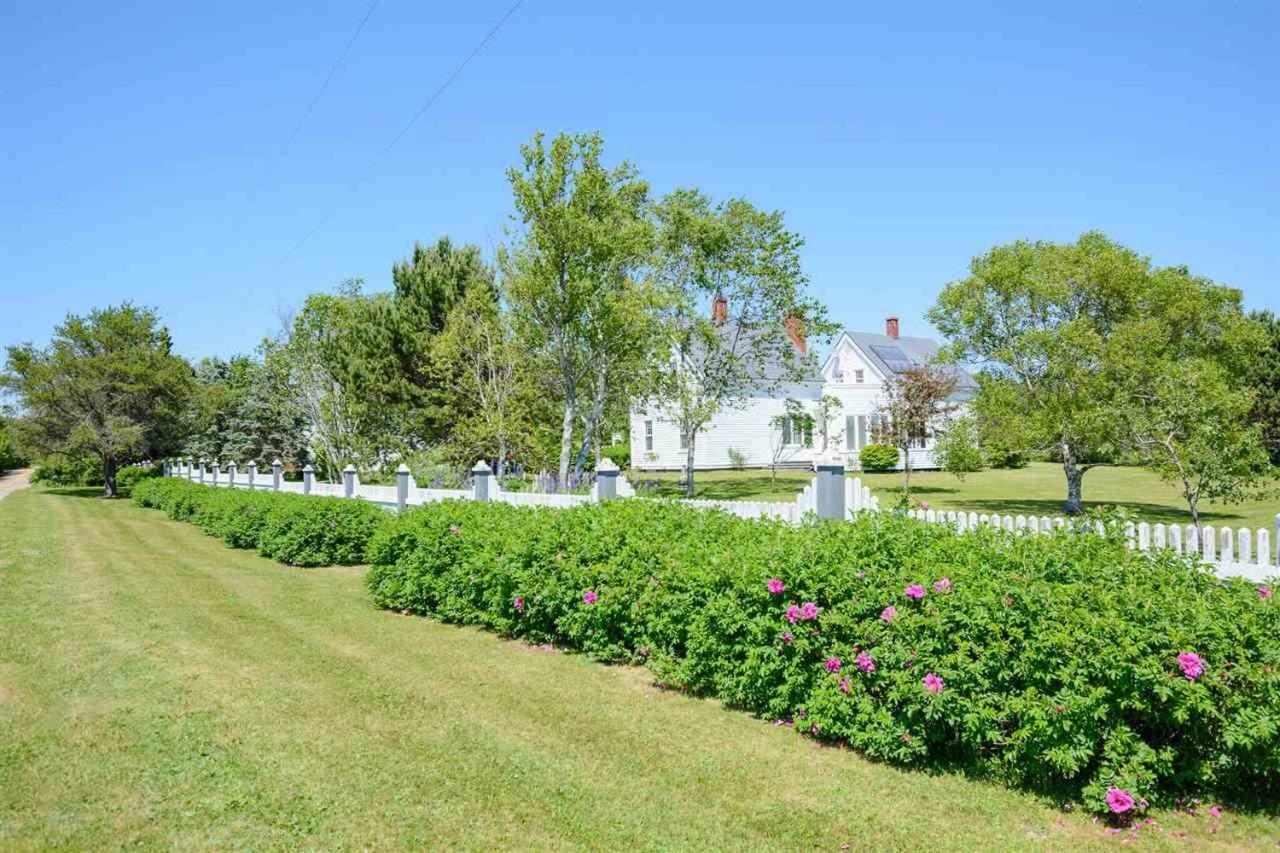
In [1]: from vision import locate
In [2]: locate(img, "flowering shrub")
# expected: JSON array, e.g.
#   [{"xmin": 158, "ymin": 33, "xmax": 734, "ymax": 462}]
[
  {"xmin": 133, "ymin": 478, "xmax": 388, "ymax": 567},
  {"xmin": 365, "ymin": 497, "xmax": 1280, "ymax": 813}
]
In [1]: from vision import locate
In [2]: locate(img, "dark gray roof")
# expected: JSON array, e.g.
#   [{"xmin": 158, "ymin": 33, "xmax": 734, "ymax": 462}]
[
  {"xmin": 842, "ymin": 330, "xmax": 979, "ymax": 399},
  {"xmin": 680, "ymin": 321, "xmax": 821, "ymax": 384}
]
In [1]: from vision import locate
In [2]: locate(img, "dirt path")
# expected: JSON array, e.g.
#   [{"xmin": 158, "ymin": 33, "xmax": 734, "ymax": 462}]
[{"xmin": 0, "ymin": 468, "xmax": 33, "ymax": 501}]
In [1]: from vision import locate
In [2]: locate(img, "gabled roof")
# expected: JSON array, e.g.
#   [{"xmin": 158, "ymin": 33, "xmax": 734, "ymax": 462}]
[
  {"xmin": 681, "ymin": 320, "xmax": 822, "ymax": 384},
  {"xmin": 827, "ymin": 329, "xmax": 979, "ymax": 399}
]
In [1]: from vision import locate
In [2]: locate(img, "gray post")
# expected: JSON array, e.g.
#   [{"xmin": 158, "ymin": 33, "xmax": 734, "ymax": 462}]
[
  {"xmin": 184, "ymin": 458, "xmax": 193, "ymax": 480},
  {"xmin": 212, "ymin": 462, "xmax": 220, "ymax": 487},
  {"xmin": 227, "ymin": 461, "xmax": 237, "ymax": 488},
  {"xmin": 198, "ymin": 459, "xmax": 206, "ymax": 484},
  {"xmin": 1275, "ymin": 514, "xmax": 1279, "ymax": 565},
  {"xmin": 396, "ymin": 463, "xmax": 411, "ymax": 511},
  {"xmin": 472, "ymin": 460, "xmax": 492, "ymax": 501},
  {"xmin": 302, "ymin": 464, "xmax": 314, "ymax": 495},
  {"xmin": 342, "ymin": 464, "xmax": 356, "ymax": 498},
  {"xmin": 272, "ymin": 459, "xmax": 283, "ymax": 491},
  {"xmin": 247, "ymin": 460, "xmax": 257, "ymax": 491},
  {"xmin": 814, "ymin": 450, "xmax": 846, "ymax": 521},
  {"xmin": 596, "ymin": 457, "xmax": 619, "ymax": 501}
]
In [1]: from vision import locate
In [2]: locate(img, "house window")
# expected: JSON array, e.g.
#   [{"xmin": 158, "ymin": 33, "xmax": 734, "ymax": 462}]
[
  {"xmin": 679, "ymin": 430, "xmax": 688, "ymax": 450},
  {"xmin": 855, "ymin": 369, "xmax": 864, "ymax": 383},
  {"xmin": 782, "ymin": 416, "xmax": 813, "ymax": 448},
  {"xmin": 644, "ymin": 420, "xmax": 654, "ymax": 452},
  {"xmin": 846, "ymin": 415, "xmax": 869, "ymax": 451}
]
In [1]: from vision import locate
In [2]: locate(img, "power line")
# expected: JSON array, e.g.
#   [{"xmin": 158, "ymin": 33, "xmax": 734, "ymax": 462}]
[
  {"xmin": 277, "ymin": 0, "xmax": 383, "ymax": 163},
  {"xmin": 280, "ymin": 0, "xmax": 525, "ymax": 261}
]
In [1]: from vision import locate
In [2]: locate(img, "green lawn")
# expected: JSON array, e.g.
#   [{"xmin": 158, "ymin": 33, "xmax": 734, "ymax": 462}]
[
  {"xmin": 635, "ymin": 462, "xmax": 1280, "ymax": 532},
  {"xmin": 1, "ymin": 488, "xmax": 1276, "ymax": 849}
]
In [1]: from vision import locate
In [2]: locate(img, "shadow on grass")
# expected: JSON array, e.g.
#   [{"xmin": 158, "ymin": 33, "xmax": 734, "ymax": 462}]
[{"xmin": 40, "ymin": 486, "xmax": 118, "ymax": 500}]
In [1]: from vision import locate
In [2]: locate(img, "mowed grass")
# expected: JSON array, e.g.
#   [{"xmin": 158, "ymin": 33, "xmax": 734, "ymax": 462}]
[
  {"xmin": 1, "ymin": 490, "xmax": 1277, "ymax": 850},
  {"xmin": 637, "ymin": 462, "xmax": 1280, "ymax": 532}
]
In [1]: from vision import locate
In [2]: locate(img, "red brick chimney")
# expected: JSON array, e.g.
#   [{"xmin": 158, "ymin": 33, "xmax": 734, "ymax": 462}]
[
  {"xmin": 712, "ymin": 292, "xmax": 728, "ymax": 324},
  {"xmin": 785, "ymin": 314, "xmax": 807, "ymax": 355},
  {"xmin": 885, "ymin": 315, "xmax": 900, "ymax": 339}
]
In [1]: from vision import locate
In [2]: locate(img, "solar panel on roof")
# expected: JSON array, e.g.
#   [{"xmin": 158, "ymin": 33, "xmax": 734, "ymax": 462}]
[{"xmin": 870, "ymin": 344, "xmax": 918, "ymax": 373}]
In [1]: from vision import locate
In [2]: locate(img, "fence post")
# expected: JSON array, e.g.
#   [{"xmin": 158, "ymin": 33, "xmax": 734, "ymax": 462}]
[
  {"xmin": 1275, "ymin": 514, "xmax": 1279, "ymax": 565},
  {"xmin": 472, "ymin": 460, "xmax": 492, "ymax": 501},
  {"xmin": 302, "ymin": 464, "xmax": 314, "ymax": 495},
  {"xmin": 227, "ymin": 461, "xmax": 237, "ymax": 488},
  {"xmin": 342, "ymin": 465, "xmax": 356, "ymax": 498},
  {"xmin": 198, "ymin": 459, "xmax": 206, "ymax": 484},
  {"xmin": 596, "ymin": 457, "xmax": 619, "ymax": 501},
  {"xmin": 396, "ymin": 463, "xmax": 411, "ymax": 511},
  {"xmin": 814, "ymin": 451, "xmax": 846, "ymax": 521},
  {"xmin": 212, "ymin": 461, "xmax": 220, "ymax": 487},
  {"xmin": 272, "ymin": 459, "xmax": 282, "ymax": 491},
  {"xmin": 247, "ymin": 460, "xmax": 257, "ymax": 491}
]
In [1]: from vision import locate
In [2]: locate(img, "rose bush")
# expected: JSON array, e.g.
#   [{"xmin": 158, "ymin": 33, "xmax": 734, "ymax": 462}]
[{"xmin": 365, "ymin": 497, "xmax": 1280, "ymax": 813}]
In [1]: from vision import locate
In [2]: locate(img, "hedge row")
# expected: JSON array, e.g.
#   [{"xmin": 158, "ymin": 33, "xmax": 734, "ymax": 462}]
[
  {"xmin": 365, "ymin": 498, "xmax": 1280, "ymax": 814},
  {"xmin": 132, "ymin": 477, "xmax": 388, "ymax": 567}
]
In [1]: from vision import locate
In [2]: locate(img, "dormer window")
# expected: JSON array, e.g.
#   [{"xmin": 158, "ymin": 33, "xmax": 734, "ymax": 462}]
[{"xmin": 855, "ymin": 369, "xmax": 864, "ymax": 383}]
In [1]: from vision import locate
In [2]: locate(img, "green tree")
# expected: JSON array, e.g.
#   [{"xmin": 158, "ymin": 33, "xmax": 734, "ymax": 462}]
[
  {"xmin": 646, "ymin": 189, "xmax": 832, "ymax": 496},
  {"xmin": 931, "ymin": 413, "xmax": 984, "ymax": 480},
  {"xmin": 1246, "ymin": 310, "xmax": 1280, "ymax": 465},
  {"xmin": 928, "ymin": 231, "xmax": 1259, "ymax": 514},
  {"xmin": 504, "ymin": 131, "xmax": 654, "ymax": 488},
  {"xmin": 3, "ymin": 304, "xmax": 193, "ymax": 496}
]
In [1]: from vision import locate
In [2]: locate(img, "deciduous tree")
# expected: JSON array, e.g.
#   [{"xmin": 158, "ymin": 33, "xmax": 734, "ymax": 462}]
[{"xmin": 3, "ymin": 304, "xmax": 193, "ymax": 496}]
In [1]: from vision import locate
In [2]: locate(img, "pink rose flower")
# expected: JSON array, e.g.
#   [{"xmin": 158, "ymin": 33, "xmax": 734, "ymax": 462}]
[
  {"xmin": 856, "ymin": 651, "xmax": 876, "ymax": 674},
  {"xmin": 1208, "ymin": 804, "xmax": 1222, "ymax": 818},
  {"xmin": 880, "ymin": 605, "xmax": 897, "ymax": 623},
  {"xmin": 785, "ymin": 604, "xmax": 801, "ymax": 624},
  {"xmin": 782, "ymin": 631, "xmax": 794, "ymax": 644},
  {"xmin": 800, "ymin": 601, "xmax": 819, "ymax": 621},
  {"xmin": 1177, "ymin": 651, "xmax": 1204, "ymax": 681},
  {"xmin": 905, "ymin": 584, "xmax": 925, "ymax": 600},
  {"xmin": 513, "ymin": 595, "xmax": 524, "ymax": 612},
  {"xmin": 838, "ymin": 678, "xmax": 850, "ymax": 694},
  {"xmin": 825, "ymin": 656, "xmax": 842, "ymax": 673},
  {"xmin": 933, "ymin": 577, "xmax": 952, "ymax": 593},
  {"xmin": 919, "ymin": 501, "xmax": 929, "ymax": 510},
  {"xmin": 582, "ymin": 590, "xmax": 598, "ymax": 605},
  {"xmin": 766, "ymin": 577, "xmax": 785, "ymax": 595},
  {"xmin": 1259, "ymin": 586, "xmax": 1274, "ymax": 600},
  {"xmin": 922, "ymin": 672, "xmax": 944, "ymax": 694},
  {"xmin": 449, "ymin": 524, "xmax": 461, "ymax": 536},
  {"xmin": 1106, "ymin": 787, "xmax": 1135, "ymax": 814}
]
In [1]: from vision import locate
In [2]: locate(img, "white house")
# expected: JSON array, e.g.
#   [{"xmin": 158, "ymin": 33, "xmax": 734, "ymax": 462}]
[{"xmin": 630, "ymin": 315, "xmax": 976, "ymax": 472}]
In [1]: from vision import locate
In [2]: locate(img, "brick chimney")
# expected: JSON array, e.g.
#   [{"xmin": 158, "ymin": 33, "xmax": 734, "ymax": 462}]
[
  {"xmin": 712, "ymin": 292, "xmax": 728, "ymax": 324},
  {"xmin": 885, "ymin": 315, "xmax": 900, "ymax": 339},
  {"xmin": 785, "ymin": 314, "xmax": 807, "ymax": 355}
]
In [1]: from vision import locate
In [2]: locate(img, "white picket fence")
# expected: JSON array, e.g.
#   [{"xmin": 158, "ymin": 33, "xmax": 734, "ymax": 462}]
[{"xmin": 905, "ymin": 508, "xmax": 1278, "ymax": 583}]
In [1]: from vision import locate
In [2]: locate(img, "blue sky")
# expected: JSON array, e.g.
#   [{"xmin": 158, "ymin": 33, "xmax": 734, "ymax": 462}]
[{"xmin": 2, "ymin": 1, "xmax": 1276, "ymax": 360}]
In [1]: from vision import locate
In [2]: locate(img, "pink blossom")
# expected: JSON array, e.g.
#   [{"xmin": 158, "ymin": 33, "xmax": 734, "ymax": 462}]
[
  {"xmin": 766, "ymin": 577, "xmax": 786, "ymax": 595},
  {"xmin": 782, "ymin": 631, "xmax": 794, "ymax": 643},
  {"xmin": 1208, "ymin": 804, "xmax": 1222, "ymax": 818},
  {"xmin": 513, "ymin": 595, "xmax": 524, "ymax": 612},
  {"xmin": 449, "ymin": 524, "xmax": 461, "ymax": 536},
  {"xmin": 880, "ymin": 605, "xmax": 897, "ymax": 623},
  {"xmin": 825, "ymin": 656, "xmax": 842, "ymax": 673},
  {"xmin": 933, "ymin": 577, "xmax": 952, "ymax": 593},
  {"xmin": 785, "ymin": 604, "xmax": 801, "ymax": 624},
  {"xmin": 1106, "ymin": 787, "xmax": 1135, "ymax": 814},
  {"xmin": 904, "ymin": 584, "xmax": 925, "ymax": 600},
  {"xmin": 838, "ymin": 678, "xmax": 850, "ymax": 694},
  {"xmin": 800, "ymin": 601, "xmax": 819, "ymax": 621},
  {"xmin": 856, "ymin": 651, "xmax": 876, "ymax": 674},
  {"xmin": 1177, "ymin": 651, "xmax": 1204, "ymax": 681},
  {"xmin": 1259, "ymin": 586, "xmax": 1274, "ymax": 600},
  {"xmin": 582, "ymin": 590, "xmax": 598, "ymax": 605},
  {"xmin": 919, "ymin": 501, "xmax": 929, "ymax": 510},
  {"xmin": 922, "ymin": 672, "xmax": 944, "ymax": 694}
]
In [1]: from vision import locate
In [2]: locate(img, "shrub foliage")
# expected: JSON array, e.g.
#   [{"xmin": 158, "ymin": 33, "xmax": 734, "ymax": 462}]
[
  {"xmin": 858, "ymin": 443, "xmax": 899, "ymax": 472},
  {"xmin": 133, "ymin": 478, "xmax": 388, "ymax": 567},
  {"xmin": 365, "ymin": 498, "xmax": 1280, "ymax": 813}
]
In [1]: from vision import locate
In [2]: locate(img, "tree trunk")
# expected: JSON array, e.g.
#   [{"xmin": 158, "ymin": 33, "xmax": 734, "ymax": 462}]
[
  {"xmin": 684, "ymin": 433, "xmax": 696, "ymax": 498},
  {"xmin": 1062, "ymin": 444, "xmax": 1084, "ymax": 515},
  {"xmin": 557, "ymin": 395, "xmax": 575, "ymax": 491},
  {"xmin": 102, "ymin": 454, "xmax": 118, "ymax": 498},
  {"xmin": 902, "ymin": 443, "xmax": 913, "ymax": 498},
  {"xmin": 572, "ymin": 364, "xmax": 608, "ymax": 479},
  {"xmin": 497, "ymin": 437, "xmax": 508, "ymax": 479}
]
